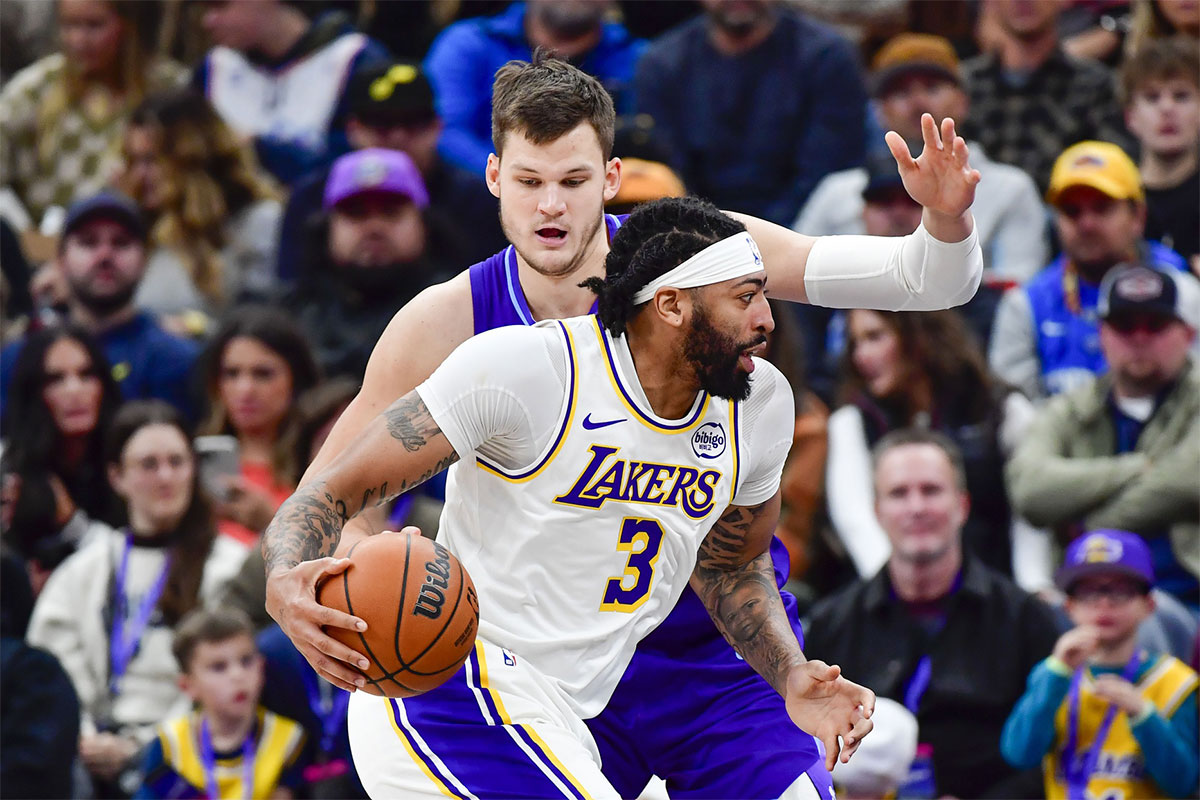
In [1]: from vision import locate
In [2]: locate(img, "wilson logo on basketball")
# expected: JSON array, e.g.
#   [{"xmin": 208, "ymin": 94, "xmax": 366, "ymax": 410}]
[
  {"xmin": 691, "ymin": 423, "xmax": 727, "ymax": 459},
  {"xmin": 413, "ymin": 544, "xmax": 454, "ymax": 619}
]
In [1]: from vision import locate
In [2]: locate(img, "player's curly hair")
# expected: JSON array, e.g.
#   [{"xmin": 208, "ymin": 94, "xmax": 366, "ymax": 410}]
[{"xmin": 581, "ymin": 197, "xmax": 746, "ymax": 335}]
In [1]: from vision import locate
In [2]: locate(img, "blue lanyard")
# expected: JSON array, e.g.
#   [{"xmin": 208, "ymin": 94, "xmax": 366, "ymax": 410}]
[
  {"xmin": 304, "ymin": 672, "xmax": 350, "ymax": 753},
  {"xmin": 1062, "ymin": 651, "xmax": 1144, "ymax": 800},
  {"xmin": 109, "ymin": 531, "xmax": 172, "ymax": 695},
  {"xmin": 199, "ymin": 716, "xmax": 257, "ymax": 799}
]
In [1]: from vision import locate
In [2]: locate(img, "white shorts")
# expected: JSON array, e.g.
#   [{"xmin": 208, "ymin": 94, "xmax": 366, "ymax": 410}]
[{"xmin": 348, "ymin": 638, "xmax": 619, "ymax": 799}]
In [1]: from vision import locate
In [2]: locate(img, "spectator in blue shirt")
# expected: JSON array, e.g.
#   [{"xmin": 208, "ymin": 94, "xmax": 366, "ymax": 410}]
[
  {"xmin": 424, "ymin": 0, "xmax": 645, "ymax": 175},
  {"xmin": 0, "ymin": 192, "xmax": 199, "ymax": 420},
  {"xmin": 194, "ymin": 1, "xmax": 391, "ymax": 185},
  {"xmin": 635, "ymin": 0, "xmax": 868, "ymax": 225}
]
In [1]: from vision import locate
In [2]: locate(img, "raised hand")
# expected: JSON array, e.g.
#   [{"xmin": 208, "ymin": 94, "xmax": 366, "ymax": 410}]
[
  {"xmin": 886, "ymin": 113, "xmax": 981, "ymax": 221},
  {"xmin": 784, "ymin": 660, "xmax": 876, "ymax": 771}
]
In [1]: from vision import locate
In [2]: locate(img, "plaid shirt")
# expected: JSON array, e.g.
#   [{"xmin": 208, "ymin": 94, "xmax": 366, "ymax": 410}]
[{"xmin": 960, "ymin": 48, "xmax": 1133, "ymax": 194}]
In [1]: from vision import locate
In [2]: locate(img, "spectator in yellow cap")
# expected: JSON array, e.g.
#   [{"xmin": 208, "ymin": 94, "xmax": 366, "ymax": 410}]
[{"xmin": 989, "ymin": 141, "xmax": 1193, "ymax": 399}]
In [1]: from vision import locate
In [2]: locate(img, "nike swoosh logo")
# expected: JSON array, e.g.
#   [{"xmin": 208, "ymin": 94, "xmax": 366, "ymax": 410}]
[{"xmin": 582, "ymin": 414, "xmax": 625, "ymax": 430}]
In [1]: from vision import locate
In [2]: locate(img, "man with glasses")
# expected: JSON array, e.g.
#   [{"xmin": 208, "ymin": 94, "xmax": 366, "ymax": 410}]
[
  {"xmin": 1008, "ymin": 263, "xmax": 1200, "ymax": 612},
  {"xmin": 989, "ymin": 141, "xmax": 1192, "ymax": 399}
]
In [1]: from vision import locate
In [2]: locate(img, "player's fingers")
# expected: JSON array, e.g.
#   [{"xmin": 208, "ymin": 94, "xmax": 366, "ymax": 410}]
[
  {"xmin": 940, "ymin": 116, "xmax": 956, "ymax": 152},
  {"xmin": 313, "ymin": 556, "xmax": 354, "ymax": 579},
  {"xmin": 953, "ymin": 135, "xmax": 970, "ymax": 167},
  {"xmin": 822, "ymin": 731, "xmax": 842, "ymax": 772},
  {"xmin": 857, "ymin": 683, "xmax": 877, "ymax": 717},
  {"xmin": 309, "ymin": 599, "xmax": 367, "ymax": 633},
  {"xmin": 922, "ymin": 113, "xmax": 943, "ymax": 152},
  {"xmin": 843, "ymin": 714, "xmax": 874, "ymax": 754},
  {"xmin": 885, "ymin": 131, "xmax": 917, "ymax": 172},
  {"xmin": 303, "ymin": 635, "xmax": 369, "ymax": 688}
]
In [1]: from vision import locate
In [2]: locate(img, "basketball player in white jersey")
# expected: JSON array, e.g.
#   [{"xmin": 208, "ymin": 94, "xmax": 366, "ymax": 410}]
[{"xmin": 264, "ymin": 197, "xmax": 877, "ymax": 797}]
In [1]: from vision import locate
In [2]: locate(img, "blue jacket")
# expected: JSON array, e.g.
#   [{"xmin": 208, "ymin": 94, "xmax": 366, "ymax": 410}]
[
  {"xmin": 424, "ymin": 2, "xmax": 645, "ymax": 174},
  {"xmin": 1024, "ymin": 242, "xmax": 1187, "ymax": 396}
]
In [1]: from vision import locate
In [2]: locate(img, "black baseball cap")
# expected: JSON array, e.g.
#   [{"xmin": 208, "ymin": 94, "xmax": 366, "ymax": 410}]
[
  {"xmin": 1098, "ymin": 263, "xmax": 1190, "ymax": 325},
  {"xmin": 347, "ymin": 62, "xmax": 437, "ymax": 128},
  {"xmin": 60, "ymin": 190, "xmax": 146, "ymax": 246}
]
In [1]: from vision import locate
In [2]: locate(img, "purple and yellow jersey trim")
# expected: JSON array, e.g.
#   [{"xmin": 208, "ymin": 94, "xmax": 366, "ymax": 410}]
[
  {"xmin": 593, "ymin": 317, "xmax": 711, "ymax": 434},
  {"xmin": 475, "ymin": 321, "xmax": 579, "ymax": 483},
  {"xmin": 386, "ymin": 643, "xmax": 595, "ymax": 800}
]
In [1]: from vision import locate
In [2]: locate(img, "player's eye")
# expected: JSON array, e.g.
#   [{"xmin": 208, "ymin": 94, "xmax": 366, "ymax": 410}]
[
  {"xmin": 563, "ymin": 179, "xmax": 585, "ymax": 187},
  {"xmin": 518, "ymin": 178, "xmax": 539, "ymax": 187}
]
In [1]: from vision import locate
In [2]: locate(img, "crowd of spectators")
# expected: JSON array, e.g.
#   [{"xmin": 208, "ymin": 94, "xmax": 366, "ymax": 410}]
[{"xmin": 0, "ymin": 2, "xmax": 1197, "ymax": 799}]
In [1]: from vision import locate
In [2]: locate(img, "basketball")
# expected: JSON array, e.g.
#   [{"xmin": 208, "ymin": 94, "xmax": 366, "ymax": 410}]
[{"xmin": 316, "ymin": 531, "xmax": 479, "ymax": 697}]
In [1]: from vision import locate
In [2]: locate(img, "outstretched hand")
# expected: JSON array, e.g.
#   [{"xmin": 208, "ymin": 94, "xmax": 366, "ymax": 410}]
[
  {"xmin": 886, "ymin": 113, "xmax": 981, "ymax": 221},
  {"xmin": 785, "ymin": 660, "xmax": 876, "ymax": 771}
]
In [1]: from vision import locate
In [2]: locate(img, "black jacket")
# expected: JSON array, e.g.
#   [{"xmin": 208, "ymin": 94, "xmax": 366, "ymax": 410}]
[{"xmin": 804, "ymin": 555, "xmax": 1062, "ymax": 799}]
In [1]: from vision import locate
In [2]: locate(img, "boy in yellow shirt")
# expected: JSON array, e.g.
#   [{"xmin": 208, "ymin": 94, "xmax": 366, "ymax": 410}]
[{"xmin": 137, "ymin": 609, "xmax": 308, "ymax": 798}]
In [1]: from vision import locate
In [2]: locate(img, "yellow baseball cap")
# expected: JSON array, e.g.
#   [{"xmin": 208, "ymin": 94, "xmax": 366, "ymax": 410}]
[
  {"xmin": 871, "ymin": 34, "xmax": 961, "ymax": 97},
  {"xmin": 1046, "ymin": 141, "xmax": 1144, "ymax": 205}
]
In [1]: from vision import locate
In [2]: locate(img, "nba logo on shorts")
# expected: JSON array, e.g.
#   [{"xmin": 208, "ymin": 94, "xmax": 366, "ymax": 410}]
[
  {"xmin": 692, "ymin": 423, "xmax": 727, "ymax": 459},
  {"xmin": 503, "ymin": 649, "xmax": 517, "ymax": 666}
]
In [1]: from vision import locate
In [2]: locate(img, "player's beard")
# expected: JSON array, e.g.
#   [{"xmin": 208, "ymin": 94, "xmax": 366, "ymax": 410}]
[
  {"xmin": 684, "ymin": 304, "xmax": 763, "ymax": 402},
  {"xmin": 504, "ymin": 210, "xmax": 604, "ymax": 280}
]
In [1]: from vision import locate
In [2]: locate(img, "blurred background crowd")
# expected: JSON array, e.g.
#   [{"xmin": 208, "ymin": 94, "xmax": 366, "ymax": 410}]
[{"xmin": 0, "ymin": 1, "xmax": 1197, "ymax": 798}]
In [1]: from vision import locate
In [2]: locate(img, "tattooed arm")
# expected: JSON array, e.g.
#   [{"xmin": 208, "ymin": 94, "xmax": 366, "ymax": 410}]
[
  {"xmin": 691, "ymin": 490, "xmax": 876, "ymax": 770},
  {"xmin": 263, "ymin": 390, "xmax": 459, "ymax": 691}
]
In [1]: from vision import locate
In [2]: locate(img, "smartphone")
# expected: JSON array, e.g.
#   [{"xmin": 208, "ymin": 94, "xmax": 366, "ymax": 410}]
[{"xmin": 194, "ymin": 435, "xmax": 240, "ymax": 503}]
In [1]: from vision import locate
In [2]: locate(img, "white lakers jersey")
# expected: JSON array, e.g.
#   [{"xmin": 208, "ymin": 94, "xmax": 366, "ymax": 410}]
[{"xmin": 416, "ymin": 315, "xmax": 794, "ymax": 718}]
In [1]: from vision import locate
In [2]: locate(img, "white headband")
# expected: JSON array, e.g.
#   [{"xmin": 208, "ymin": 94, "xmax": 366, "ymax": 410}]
[{"xmin": 631, "ymin": 232, "xmax": 765, "ymax": 305}]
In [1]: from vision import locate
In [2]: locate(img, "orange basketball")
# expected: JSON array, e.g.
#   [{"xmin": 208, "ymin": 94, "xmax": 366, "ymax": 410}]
[{"xmin": 316, "ymin": 531, "xmax": 479, "ymax": 697}]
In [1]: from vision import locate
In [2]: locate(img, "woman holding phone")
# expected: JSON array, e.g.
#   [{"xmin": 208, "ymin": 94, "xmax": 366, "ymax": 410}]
[
  {"xmin": 199, "ymin": 307, "xmax": 320, "ymax": 546},
  {"xmin": 26, "ymin": 400, "xmax": 244, "ymax": 796}
]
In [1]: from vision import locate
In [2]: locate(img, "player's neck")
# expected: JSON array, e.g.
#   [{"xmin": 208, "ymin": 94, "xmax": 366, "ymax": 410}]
[
  {"xmin": 202, "ymin": 708, "xmax": 256, "ymax": 752},
  {"xmin": 517, "ymin": 231, "xmax": 610, "ymax": 322},
  {"xmin": 624, "ymin": 319, "xmax": 702, "ymax": 420},
  {"xmin": 1140, "ymin": 147, "xmax": 1197, "ymax": 189}
]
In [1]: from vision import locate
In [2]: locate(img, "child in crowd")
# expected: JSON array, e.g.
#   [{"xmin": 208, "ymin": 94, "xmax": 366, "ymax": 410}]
[
  {"xmin": 1001, "ymin": 530, "xmax": 1199, "ymax": 799},
  {"xmin": 137, "ymin": 608, "xmax": 308, "ymax": 799}
]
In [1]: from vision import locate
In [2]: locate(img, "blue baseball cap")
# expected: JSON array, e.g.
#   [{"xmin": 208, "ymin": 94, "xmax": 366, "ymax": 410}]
[{"xmin": 1055, "ymin": 529, "xmax": 1155, "ymax": 593}]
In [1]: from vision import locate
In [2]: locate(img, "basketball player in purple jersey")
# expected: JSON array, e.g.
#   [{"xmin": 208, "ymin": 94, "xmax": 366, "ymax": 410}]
[{"xmin": 268, "ymin": 54, "xmax": 982, "ymax": 797}]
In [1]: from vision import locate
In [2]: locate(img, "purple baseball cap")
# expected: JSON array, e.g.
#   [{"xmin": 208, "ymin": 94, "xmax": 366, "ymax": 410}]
[
  {"xmin": 1055, "ymin": 529, "xmax": 1155, "ymax": 593},
  {"xmin": 323, "ymin": 148, "xmax": 429, "ymax": 211}
]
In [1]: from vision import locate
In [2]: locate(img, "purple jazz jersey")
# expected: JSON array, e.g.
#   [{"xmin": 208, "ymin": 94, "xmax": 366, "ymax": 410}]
[{"xmin": 469, "ymin": 214, "xmax": 825, "ymax": 798}]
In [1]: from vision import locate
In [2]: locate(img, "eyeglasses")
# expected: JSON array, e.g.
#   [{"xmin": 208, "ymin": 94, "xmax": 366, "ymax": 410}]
[
  {"xmin": 124, "ymin": 453, "xmax": 192, "ymax": 475},
  {"xmin": 1068, "ymin": 582, "xmax": 1147, "ymax": 604},
  {"xmin": 1105, "ymin": 314, "xmax": 1174, "ymax": 335}
]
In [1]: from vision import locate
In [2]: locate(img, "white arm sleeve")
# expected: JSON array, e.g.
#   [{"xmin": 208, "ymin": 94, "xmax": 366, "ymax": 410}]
[
  {"xmin": 826, "ymin": 406, "xmax": 891, "ymax": 577},
  {"xmin": 731, "ymin": 360, "xmax": 796, "ymax": 507},
  {"xmin": 415, "ymin": 325, "xmax": 570, "ymax": 472},
  {"xmin": 803, "ymin": 222, "xmax": 982, "ymax": 311}
]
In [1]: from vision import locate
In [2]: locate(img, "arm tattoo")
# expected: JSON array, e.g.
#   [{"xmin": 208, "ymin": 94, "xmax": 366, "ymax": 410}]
[
  {"xmin": 693, "ymin": 501, "xmax": 803, "ymax": 695},
  {"xmin": 385, "ymin": 393, "xmax": 442, "ymax": 452},
  {"xmin": 262, "ymin": 481, "xmax": 347, "ymax": 573},
  {"xmin": 263, "ymin": 395, "xmax": 461, "ymax": 570}
]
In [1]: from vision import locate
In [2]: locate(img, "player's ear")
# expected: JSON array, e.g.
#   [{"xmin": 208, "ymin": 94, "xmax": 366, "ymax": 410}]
[
  {"xmin": 485, "ymin": 154, "xmax": 501, "ymax": 199},
  {"xmin": 603, "ymin": 157, "xmax": 621, "ymax": 203},
  {"xmin": 653, "ymin": 287, "xmax": 687, "ymax": 328}
]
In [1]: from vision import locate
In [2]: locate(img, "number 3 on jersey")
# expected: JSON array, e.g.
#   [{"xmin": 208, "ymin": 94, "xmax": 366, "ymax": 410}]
[{"xmin": 600, "ymin": 517, "xmax": 665, "ymax": 612}]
